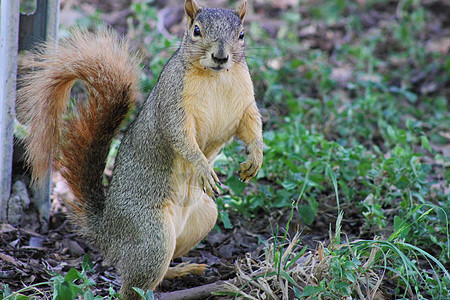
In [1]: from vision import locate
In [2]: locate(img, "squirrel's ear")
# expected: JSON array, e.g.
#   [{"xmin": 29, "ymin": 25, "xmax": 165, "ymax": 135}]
[
  {"xmin": 185, "ymin": 0, "xmax": 201, "ymax": 23},
  {"xmin": 237, "ymin": 0, "xmax": 247, "ymax": 22}
]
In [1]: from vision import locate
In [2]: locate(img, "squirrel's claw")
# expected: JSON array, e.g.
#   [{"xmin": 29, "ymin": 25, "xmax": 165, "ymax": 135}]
[
  {"xmin": 239, "ymin": 155, "xmax": 261, "ymax": 182},
  {"xmin": 197, "ymin": 165, "xmax": 221, "ymax": 197}
]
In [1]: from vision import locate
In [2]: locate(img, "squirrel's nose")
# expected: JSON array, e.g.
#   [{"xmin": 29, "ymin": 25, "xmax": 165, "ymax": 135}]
[{"xmin": 211, "ymin": 53, "xmax": 229, "ymax": 65}]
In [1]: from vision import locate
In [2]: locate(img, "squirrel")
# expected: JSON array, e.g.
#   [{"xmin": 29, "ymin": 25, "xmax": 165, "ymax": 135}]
[{"xmin": 17, "ymin": 0, "xmax": 263, "ymax": 298}]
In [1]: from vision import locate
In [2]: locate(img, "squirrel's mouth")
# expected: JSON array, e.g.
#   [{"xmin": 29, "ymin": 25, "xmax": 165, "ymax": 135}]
[
  {"xmin": 210, "ymin": 66, "xmax": 225, "ymax": 72},
  {"xmin": 198, "ymin": 55, "xmax": 234, "ymax": 72}
]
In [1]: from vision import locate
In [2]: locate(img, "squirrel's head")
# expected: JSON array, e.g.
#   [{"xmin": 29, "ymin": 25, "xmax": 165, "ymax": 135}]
[{"xmin": 183, "ymin": 0, "xmax": 247, "ymax": 72}]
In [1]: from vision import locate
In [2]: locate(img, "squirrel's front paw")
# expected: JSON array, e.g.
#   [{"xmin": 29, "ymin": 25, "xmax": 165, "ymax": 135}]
[
  {"xmin": 239, "ymin": 153, "xmax": 262, "ymax": 182},
  {"xmin": 196, "ymin": 165, "xmax": 221, "ymax": 197}
]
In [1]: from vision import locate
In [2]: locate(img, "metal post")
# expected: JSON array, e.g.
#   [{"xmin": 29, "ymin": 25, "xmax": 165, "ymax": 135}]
[
  {"xmin": 18, "ymin": 0, "xmax": 60, "ymax": 229},
  {"xmin": 0, "ymin": 0, "xmax": 60, "ymax": 228},
  {"xmin": 19, "ymin": 0, "xmax": 60, "ymax": 51},
  {"xmin": 0, "ymin": 0, "xmax": 20, "ymax": 221}
]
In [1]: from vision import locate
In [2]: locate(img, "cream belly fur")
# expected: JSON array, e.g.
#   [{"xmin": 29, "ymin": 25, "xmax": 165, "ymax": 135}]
[
  {"xmin": 183, "ymin": 64, "xmax": 255, "ymax": 156},
  {"xmin": 167, "ymin": 64, "xmax": 254, "ymax": 247}
]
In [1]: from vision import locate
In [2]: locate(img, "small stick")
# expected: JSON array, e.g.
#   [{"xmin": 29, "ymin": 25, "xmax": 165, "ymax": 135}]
[{"xmin": 156, "ymin": 279, "xmax": 238, "ymax": 300}]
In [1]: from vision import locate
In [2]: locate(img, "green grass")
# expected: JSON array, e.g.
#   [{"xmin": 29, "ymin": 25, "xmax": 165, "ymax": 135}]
[{"xmin": 227, "ymin": 211, "xmax": 449, "ymax": 299}]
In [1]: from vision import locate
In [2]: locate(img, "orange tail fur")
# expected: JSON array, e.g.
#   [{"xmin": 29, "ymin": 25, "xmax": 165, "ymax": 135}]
[{"xmin": 17, "ymin": 29, "xmax": 141, "ymax": 225}]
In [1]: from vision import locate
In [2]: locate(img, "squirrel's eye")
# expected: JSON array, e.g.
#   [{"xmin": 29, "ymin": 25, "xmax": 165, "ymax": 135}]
[
  {"xmin": 193, "ymin": 25, "xmax": 201, "ymax": 37},
  {"xmin": 239, "ymin": 30, "xmax": 245, "ymax": 40}
]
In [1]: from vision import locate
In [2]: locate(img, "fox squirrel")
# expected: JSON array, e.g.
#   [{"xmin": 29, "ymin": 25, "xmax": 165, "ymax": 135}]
[{"xmin": 17, "ymin": 0, "xmax": 263, "ymax": 298}]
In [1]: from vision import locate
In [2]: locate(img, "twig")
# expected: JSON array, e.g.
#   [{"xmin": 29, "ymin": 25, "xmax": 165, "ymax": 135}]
[{"xmin": 156, "ymin": 279, "xmax": 238, "ymax": 300}]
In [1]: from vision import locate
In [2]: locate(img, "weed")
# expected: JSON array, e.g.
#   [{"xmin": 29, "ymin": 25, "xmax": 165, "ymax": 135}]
[
  {"xmin": 0, "ymin": 256, "xmax": 122, "ymax": 300},
  {"xmin": 229, "ymin": 208, "xmax": 449, "ymax": 299}
]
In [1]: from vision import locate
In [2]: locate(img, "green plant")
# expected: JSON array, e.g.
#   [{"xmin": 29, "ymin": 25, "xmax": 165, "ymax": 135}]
[
  {"xmin": 0, "ymin": 256, "xmax": 121, "ymax": 300},
  {"xmin": 51, "ymin": 256, "xmax": 101, "ymax": 299},
  {"xmin": 230, "ymin": 208, "xmax": 449, "ymax": 299},
  {"xmin": 132, "ymin": 288, "xmax": 155, "ymax": 300}
]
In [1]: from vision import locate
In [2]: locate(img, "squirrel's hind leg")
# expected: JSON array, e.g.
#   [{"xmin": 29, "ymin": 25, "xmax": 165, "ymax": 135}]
[
  {"xmin": 163, "ymin": 193, "xmax": 217, "ymax": 280},
  {"xmin": 172, "ymin": 193, "xmax": 217, "ymax": 258},
  {"xmin": 165, "ymin": 261, "xmax": 207, "ymax": 279},
  {"xmin": 117, "ymin": 209, "xmax": 176, "ymax": 300}
]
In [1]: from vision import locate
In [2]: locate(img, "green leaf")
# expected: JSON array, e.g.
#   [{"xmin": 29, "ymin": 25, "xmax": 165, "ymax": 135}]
[
  {"xmin": 84, "ymin": 290, "xmax": 95, "ymax": 300},
  {"xmin": 333, "ymin": 281, "xmax": 351, "ymax": 293},
  {"xmin": 279, "ymin": 270, "xmax": 301, "ymax": 288},
  {"xmin": 281, "ymin": 179, "xmax": 298, "ymax": 190},
  {"xmin": 65, "ymin": 268, "xmax": 82, "ymax": 282},
  {"xmin": 394, "ymin": 175, "xmax": 410, "ymax": 189},
  {"xmin": 403, "ymin": 90, "xmax": 418, "ymax": 103},
  {"xmin": 82, "ymin": 255, "xmax": 94, "ymax": 273},
  {"xmin": 290, "ymin": 58, "xmax": 305, "ymax": 68},
  {"xmin": 298, "ymin": 204, "xmax": 315, "ymax": 225},
  {"xmin": 132, "ymin": 288, "xmax": 154, "ymax": 300},
  {"xmin": 108, "ymin": 285, "xmax": 121, "ymax": 298},
  {"xmin": 54, "ymin": 282, "xmax": 76, "ymax": 300},
  {"xmin": 420, "ymin": 135, "xmax": 432, "ymax": 152},
  {"xmin": 225, "ymin": 176, "xmax": 246, "ymax": 195},
  {"xmin": 416, "ymin": 208, "xmax": 434, "ymax": 223},
  {"xmin": 263, "ymin": 131, "xmax": 275, "ymax": 141},
  {"xmin": 293, "ymin": 286, "xmax": 303, "ymax": 298},
  {"xmin": 393, "ymin": 215, "xmax": 403, "ymax": 232},
  {"xmin": 2, "ymin": 285, "xmax": 12, "ymax": 297},
  {"xmin": 324, "ymin": 163, "xmax": 340, "ymax": 211},
  {"xmin": 132, "ymin": 287, "xmax": 146, "ymax": 298},
  {"xmin": 219, "ymin": 210, "xmax": 232, "ymax": 229},
  {"xmin": 286, "ymin": 245, "xmax": 308, "ymax": 269},
  {"xmin": 302, "ymin": 285, "xmax": 323, "ymax": 297},
  {"xmin": 282, "ymin": 158, "xmax": 300, "ymax": 172},
  {"xmin": 345, "ymin": 271, "xmax": 357, "ymax": 283}
]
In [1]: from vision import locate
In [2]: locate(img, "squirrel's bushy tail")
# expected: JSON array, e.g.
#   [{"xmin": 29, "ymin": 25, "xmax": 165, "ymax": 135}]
[{"xmin": 17, "ymin": 29, "xmax": 141, "ymax": 229}]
